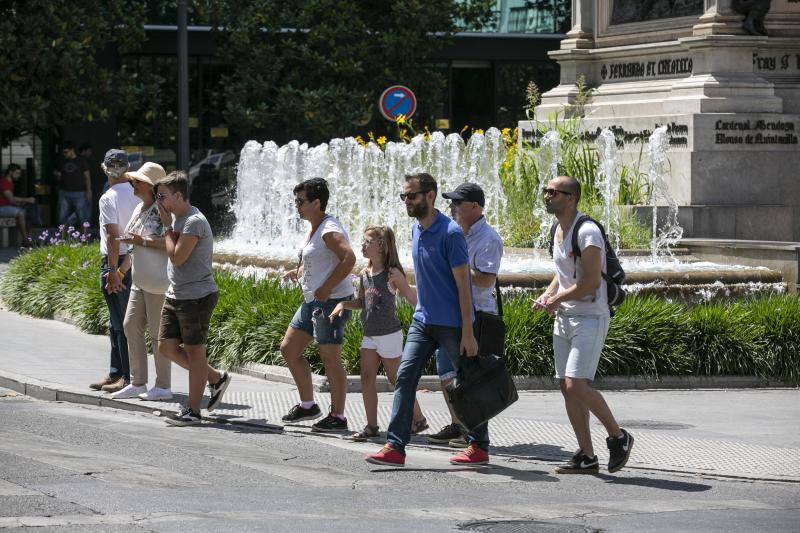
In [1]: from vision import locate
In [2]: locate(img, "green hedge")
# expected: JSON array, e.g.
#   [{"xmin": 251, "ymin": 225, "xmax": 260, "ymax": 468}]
[{"xmin": 2, "ymin": 244, "xmax": 798, "ymax": 383}]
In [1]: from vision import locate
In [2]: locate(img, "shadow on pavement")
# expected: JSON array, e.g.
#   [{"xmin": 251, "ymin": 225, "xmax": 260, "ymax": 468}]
[{"xmin": 596, "ymin": 473, "xmax": 712, "ymax": 492}]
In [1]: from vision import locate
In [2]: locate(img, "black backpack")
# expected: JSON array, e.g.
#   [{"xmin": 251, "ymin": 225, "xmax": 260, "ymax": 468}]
[{"xmin": 548, "ymin": 215, "xmax": 626, "ymax": 314}]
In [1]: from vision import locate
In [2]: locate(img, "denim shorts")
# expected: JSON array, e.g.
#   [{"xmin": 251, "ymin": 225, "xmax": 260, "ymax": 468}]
[
  {"xmin": 435, "ymin": 347, "xmax": 457, "ymax": 381},
  {"xmin": 553, "ymin": 313, "xmax": 610, "ymax": 380},
  {"xmin": 289, "ymin": 296, "xmax": 352, "ymax": 345},
  {"xmin": 0, "ymin": 205, "xmax": 23, "ymax": 217}
]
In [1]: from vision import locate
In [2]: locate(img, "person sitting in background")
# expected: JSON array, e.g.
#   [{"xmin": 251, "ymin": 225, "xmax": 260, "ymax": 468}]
[{"xmin": 0, "ymin": 164, "xmax": 36, "ymax": 246}]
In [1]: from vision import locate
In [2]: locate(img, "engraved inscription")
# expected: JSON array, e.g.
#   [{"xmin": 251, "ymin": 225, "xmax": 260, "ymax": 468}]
[
  {"xmin": 601, "ymin": 57, "xmax": 693, "ymax": 80},
  {"xmin": 714, "ymin": 120, "xmax": 799, "ymax": 145}
]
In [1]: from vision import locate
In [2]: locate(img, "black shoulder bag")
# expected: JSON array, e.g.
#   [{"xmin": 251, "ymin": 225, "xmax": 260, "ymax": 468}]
[{"xmin": 446, "ymin": 277, "xmax": 518, "ymax": 431}]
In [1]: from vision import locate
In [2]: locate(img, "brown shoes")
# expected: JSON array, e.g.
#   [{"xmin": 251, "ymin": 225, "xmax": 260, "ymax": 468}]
[
  {"xmin": 89, "ymin": 375, "xmax": 116, "ymax": 390},
  {"xmin": 101, "ymin": 377, "xmax": 128, "ymax": 393}
]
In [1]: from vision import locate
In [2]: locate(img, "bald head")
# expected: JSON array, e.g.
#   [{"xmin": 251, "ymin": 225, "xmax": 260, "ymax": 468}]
[{"xmin": 555, "ymin": 176, "xmax": 580, "ymax": 203}]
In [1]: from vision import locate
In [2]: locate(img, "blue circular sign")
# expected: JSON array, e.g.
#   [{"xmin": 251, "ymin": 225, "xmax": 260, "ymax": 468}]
[{"xmin": 379, "ymin": 85, "xmax": 417, "ymax": 121}]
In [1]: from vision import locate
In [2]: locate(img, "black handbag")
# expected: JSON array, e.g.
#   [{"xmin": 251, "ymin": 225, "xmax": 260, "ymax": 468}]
[
  {"xmin": 474, "ymin": 278, "xmax": 505, "ymax": 357},
  {"xmin": 445, "ymin": 278, "xmax": 518, "ymax": 431}
]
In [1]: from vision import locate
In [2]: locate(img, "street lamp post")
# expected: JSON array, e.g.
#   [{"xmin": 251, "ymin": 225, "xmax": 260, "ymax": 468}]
[{"xmin": 177, "ymin": 0, "xmax": 189, "ymax": 173}]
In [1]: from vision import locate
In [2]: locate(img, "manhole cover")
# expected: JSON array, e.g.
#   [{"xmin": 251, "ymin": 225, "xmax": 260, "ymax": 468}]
[
  {"xmin": 617, "ymin": 419, "xmax": 692, "ymax": 430},
  {"xmin": 458, "ymin": 519, "xmax": 602, "ymax": 533}
]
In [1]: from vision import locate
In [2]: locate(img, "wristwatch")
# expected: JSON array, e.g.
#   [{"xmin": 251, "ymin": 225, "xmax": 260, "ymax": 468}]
[{"xmin": 162, "ymin": 226, "xmax": 173, "ymax": 235}]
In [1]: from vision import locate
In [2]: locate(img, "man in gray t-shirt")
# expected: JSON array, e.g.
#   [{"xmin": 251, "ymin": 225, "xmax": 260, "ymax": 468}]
[
  {"xmin": 155, "ymin": 171, "xmax": 230, "ymax": 427},
  {"xmin": 166, "ymin": 206, "xmax": 217, "ymax": 300}
]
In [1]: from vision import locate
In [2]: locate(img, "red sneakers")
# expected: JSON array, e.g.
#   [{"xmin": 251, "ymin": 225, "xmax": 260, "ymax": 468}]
[
  {"xmin": 365, "ymin": 444, "xmax": 405, "ymax": 467},
  {"xmin": 449, "ymin": 444, "xmax": 490, "ymax": 465}
]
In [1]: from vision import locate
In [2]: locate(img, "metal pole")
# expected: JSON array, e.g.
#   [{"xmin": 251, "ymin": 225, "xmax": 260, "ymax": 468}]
[{"xmin": 177, "ymin": 0, "xmax": 189, "ymax": 173}]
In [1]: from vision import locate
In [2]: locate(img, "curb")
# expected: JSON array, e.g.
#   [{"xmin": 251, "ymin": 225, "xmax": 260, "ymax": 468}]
[
  {"xmin": 0, "ymin": 370, "xmax": 283, "ymax": 432},
  {"xmin": 232, "ymin": 362, "xmax": 796, "ymax": 393}
]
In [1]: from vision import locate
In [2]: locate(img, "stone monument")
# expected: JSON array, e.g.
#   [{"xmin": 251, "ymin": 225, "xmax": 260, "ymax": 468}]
[{"xmin": 526, "ymin": 0, "xmax": 800, "ymax": 241}]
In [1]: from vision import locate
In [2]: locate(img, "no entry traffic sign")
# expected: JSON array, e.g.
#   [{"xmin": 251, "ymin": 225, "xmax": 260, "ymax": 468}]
[{"xmin": 379, "ymin": 85, "xmax": 417, "ymax": 121}]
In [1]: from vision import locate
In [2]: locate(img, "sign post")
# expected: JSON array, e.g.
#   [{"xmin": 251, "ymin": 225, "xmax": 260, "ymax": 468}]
[{"xmin": 379, "ymin": 85, "xmax": 417, "ymax": 121}]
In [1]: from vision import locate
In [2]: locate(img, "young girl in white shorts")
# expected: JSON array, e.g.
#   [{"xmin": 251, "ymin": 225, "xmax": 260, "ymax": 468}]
[{"xmin": 330, "ymin": 225, "xmax": 427, "ymax": 441}]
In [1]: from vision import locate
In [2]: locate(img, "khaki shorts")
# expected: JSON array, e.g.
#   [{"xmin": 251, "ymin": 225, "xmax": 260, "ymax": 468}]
[{"xmin": 159, "ymin": 292, "xmax": 218, "ymax": 346}]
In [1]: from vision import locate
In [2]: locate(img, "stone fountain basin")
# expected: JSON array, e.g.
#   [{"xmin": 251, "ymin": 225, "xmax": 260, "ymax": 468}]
[{"xmin": 213, "ymin": 249, "xmax": 785, "ymax": 299}]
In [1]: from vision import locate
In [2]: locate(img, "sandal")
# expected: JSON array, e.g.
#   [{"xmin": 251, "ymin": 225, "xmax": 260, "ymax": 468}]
[
  {"xmin": 411, "ymin": 417, "xmax": 429, "ymax": 434},
  {"xmin": 350, "ymin": 425, "xmax": 379, "ymax": 442}
]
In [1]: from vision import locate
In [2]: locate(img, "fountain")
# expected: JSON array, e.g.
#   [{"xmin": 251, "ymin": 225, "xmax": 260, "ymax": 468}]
[{"xmin": 215, "ymin": 127, "xmax": 786, "ymax": 302}]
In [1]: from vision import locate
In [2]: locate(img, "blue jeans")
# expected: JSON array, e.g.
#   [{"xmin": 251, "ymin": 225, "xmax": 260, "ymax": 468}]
[
  {"xmin": 58, "ymin": 190, "xmax": 90, "ymax": 226},
  {"xmin": 101, "ymin": 256, "xmax": 132, "ymax": 381},
  {"xmin": 386, "ymin": 318, "xmax": 490, "ymax": 453}
]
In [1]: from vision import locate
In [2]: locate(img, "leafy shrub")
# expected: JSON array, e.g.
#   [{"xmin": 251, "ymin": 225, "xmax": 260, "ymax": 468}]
[{"xmin": 3, "ymin": 245, "xmax": 798, "ymax": 381}]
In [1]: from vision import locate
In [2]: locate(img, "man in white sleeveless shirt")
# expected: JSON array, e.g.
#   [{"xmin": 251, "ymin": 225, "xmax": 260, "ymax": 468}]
[{"xmin": 533, "ymin": 175, "xmax": 634, "ymax": 475}]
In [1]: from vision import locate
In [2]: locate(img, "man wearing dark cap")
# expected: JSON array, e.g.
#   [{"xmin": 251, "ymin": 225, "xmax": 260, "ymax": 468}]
[
  {"xmin": 90, "ymin": 149, "xmax": 140, "ymax": 393},
  {"xmin": 426, "ymin": 182, "xmax": 504, "ymax": 447}
]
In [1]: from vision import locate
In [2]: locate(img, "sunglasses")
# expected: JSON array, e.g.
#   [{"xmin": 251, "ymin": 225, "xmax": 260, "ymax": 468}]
[
  {"xmin": 294, "ymin": 197, "xmax": 311, "ymax": 207},
  {"xmin": 542, "ymin": 187, "xmax": 573, "ymax": 197},
  {"xmin": 399, "ymin": 189, "xmax": 430, "ymax": 201}
]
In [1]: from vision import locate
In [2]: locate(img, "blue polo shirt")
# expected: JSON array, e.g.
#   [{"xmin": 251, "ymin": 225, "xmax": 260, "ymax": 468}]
[{"xmin": 412, "ymin": 210, "xmax": 470, "ymax": 327}]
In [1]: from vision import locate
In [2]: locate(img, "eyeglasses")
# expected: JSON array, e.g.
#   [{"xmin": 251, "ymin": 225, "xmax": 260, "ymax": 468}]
[
  {"xmin": 399, "ymin": 189, "xmax": 429, "ymax": 201},
  {"xmin": 449, "ymin": 200, "xmax": 465, "ymax": 206},
  {"xmin": 156, "ymin": 192, "xmax": 172, "ymax": 200},
  {"xmin": 542, "ymin": 187, "xmax": 573, "ymax": 197},
  {"xmin": 294, "ymin": 197, "xmax": 310, "ymax": 207}
]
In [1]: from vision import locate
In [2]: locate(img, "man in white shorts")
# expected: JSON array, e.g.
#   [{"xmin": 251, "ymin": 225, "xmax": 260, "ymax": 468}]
[{"xmin": 533, "ymin": 175, "xmax": 633, "ymax": 474}]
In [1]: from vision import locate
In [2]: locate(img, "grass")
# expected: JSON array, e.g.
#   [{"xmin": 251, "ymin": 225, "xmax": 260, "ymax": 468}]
[{"xmin": 2, "ymin": 244, "xmax": 798, "ymax": 383}]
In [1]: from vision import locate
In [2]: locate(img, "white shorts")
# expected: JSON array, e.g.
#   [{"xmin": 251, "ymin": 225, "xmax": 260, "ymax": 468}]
[
  {"xmin": 360, "ymin": 330, "xmax": 404, "ymax": 359},
  {"xmin": 553, "ymin": 313, "xmax": 610, "ymax": 380}
]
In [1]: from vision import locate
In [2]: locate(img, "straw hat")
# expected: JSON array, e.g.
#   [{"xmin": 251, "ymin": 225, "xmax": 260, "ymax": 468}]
[{"xmin": 125, "ymin": 162, "xmax": 166, "ymax": 187}]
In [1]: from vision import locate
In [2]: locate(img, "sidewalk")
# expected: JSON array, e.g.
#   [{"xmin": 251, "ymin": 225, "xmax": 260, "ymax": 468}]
[{"xmin": 1, "ymin": 307, "xmax": 799, "ymax": 483}]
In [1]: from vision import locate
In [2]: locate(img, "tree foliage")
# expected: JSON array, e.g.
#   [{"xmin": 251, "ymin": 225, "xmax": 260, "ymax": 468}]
[
  {"xmin": 200, "ymin": 0, "xmax": 496, "ymax": 144},
  {"xmin": 0, "ymin": 0, "xmax": 148, "ymax": 140}
]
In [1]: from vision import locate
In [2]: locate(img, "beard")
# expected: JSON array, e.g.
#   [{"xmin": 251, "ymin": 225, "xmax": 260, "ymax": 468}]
[{"xmin": 406, "ymin": 200, "xmax": 429, "ymax": 219}]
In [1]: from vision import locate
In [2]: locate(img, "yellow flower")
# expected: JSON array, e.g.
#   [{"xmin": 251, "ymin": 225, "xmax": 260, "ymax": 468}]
[
  {"xmin": 395, "ymin": 114, "xmax": 406, "ymax": 125},
  {"xmin": 474, "ymin": 128, "xmax": 484, "ymax": 135},
  {"xmin": 502, "ymin": 127, "xmax": 511, "ymax": 137},
  {"xmin": 377, "ymin": 136, "xmax": 387, "ymax": 146}
]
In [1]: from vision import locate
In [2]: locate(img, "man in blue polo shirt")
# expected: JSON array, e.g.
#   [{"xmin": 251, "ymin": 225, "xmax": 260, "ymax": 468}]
[{"xmin": 366, "ymin": 172, "xmax": 487, "ymax": 467}]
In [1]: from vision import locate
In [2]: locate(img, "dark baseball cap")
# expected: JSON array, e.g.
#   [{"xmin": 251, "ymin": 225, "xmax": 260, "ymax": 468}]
[
  {"xmin": 103, "ymin": 149, "xmax": 129, "ymax": 166},
  {"xmin": 442, "ymin": 182, "xmax": 485, "ymax": 207}
]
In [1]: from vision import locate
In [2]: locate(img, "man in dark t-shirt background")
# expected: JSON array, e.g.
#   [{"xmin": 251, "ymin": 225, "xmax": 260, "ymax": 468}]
[{"xmin": 53, "ymin": 141, "xmax": 91, "ymax": 225}]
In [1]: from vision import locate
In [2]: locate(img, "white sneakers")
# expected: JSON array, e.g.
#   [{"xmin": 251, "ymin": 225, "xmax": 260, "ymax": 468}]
[
  {"xmin": 111, "ymin": 384, "xmax": 147, "ymax": 399},
  {"xmin": 110, "ymin": 384, "xmax": 174, "ymax": 401},
  {"xmin": 138, "ymin": 387, "xmax": 173, "ymax": 401}
]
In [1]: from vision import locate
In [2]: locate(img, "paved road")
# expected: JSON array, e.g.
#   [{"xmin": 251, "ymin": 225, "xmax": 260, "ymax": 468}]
[{"xmin": 1, "ymin": 389, "xmax": 798, "ymax": 533}]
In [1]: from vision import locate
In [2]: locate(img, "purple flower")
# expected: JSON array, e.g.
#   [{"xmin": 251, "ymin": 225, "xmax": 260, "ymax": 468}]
[
  {"xmin": 82, "ymin": 222, "xmax": 90, "ymax": 228},
  {"xmin": 67, "ymin": 226, "xmax": 75, "ymax": 233},
  {"xmin": 71, "ymin": 231, "xmax": 80, "ymax": 238},
  {"xmin": 38, "ymin": 234, "xmax": 46, "ymax": 241},
  {"xmin": 58, "ymin": 225, "xmax": 65, "ymax": 232},
  {"xmin": 58, "ymin": 257, "xmax": 65, "ymax": 263}
]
